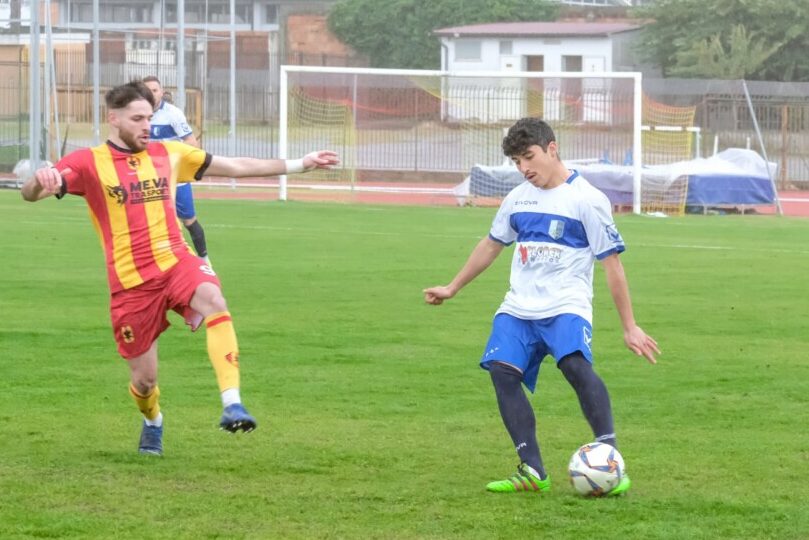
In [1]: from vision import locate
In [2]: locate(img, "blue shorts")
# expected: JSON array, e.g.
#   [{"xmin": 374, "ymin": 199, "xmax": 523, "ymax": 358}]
[
  {"xmin": 175, "ymin": 182, "xmax": 196, "ymax": 220},
  {"xmin": 480, "ymin": 313, "xmax": 594, "ymax": 392}
]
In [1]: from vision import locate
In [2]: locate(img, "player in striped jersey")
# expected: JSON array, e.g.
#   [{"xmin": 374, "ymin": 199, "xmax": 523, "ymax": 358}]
[
  {"xmin": 21, "ymin": 81, "xmax": 339, "ymax": 456},
  {"xmin": 423, "ymin": 118, "xmax": 658, "ymax": 495}
]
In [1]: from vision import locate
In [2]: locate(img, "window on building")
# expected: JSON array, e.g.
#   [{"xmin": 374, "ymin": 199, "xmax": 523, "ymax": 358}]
[
  {"xmin": 166, "ymin": 1, "xmax": 253, "ymax": 24},
  {"xmin": 499, "ymin": 40, "xmax": 513, "ymax": 55},
  {"xmin": 69, "ymin": 1, "xmax": 152, "ymax": 23},
  {"xmin": 455, "ymin": 40, "xmax": 482, "ymax": 62},
  {"xmin": 264, "ymin": 3, "xmax": 279, "ymax": 24}
]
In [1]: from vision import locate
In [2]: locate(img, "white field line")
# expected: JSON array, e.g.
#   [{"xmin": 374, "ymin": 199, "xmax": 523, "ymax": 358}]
[{"xmin": 13, "ymin": 219, "xmax": 809, "ymax": 255}]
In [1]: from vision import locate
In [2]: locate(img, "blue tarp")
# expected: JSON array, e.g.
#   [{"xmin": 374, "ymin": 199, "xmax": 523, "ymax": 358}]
[{"xmin": 686, "ymin": 174, "xmax": 775, "ymax": 205}]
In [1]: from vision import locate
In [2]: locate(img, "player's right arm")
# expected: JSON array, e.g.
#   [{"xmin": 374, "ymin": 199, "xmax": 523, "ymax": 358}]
[
  {"xmin": 21, "ymin": 166, "xmax": 70, "ymax": 202},
  {"xmin": 423, "ymin": 236, "xmax": 504, "ymax": 305}
]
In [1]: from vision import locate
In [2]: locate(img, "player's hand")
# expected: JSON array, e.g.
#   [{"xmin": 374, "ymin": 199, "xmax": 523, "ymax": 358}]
[
  {"xmin": 423, "ymin": 285, "xmax": 455, "ymax": 305},
  {"xmin": 624, "ymin": 325, "xmax": 659, "ymax": 364},
  {"xmin": 34, "ymin": 166, "xmax": 70, "ymax": 195},
  {"xmin": 303, "ymin": 150, "xmax": 339, "ymax": 171}
]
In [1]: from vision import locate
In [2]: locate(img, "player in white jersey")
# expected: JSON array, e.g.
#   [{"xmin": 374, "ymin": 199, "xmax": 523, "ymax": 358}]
[
  {"xmin": 424, "ymin": 118, "xmax": 659, "ymax": 495},
  {"xmin": 143, "ymin": 76, "xmax": 211, "ymax": 266}
]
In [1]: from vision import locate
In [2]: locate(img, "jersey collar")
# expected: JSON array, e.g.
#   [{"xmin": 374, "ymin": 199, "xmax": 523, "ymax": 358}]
[{"xmin": 106, "ymin": 140, "xmax": 136, "ymax": 154}]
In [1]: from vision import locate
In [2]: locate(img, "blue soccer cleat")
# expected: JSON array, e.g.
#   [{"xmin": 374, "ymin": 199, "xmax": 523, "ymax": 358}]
[
  {"xmin": 219, "ymin": 403, "xmax": 256, "ymax": 433},
  {"xmin": 138, "ymin": 421, "xmax": 163, "ymax": 456}
]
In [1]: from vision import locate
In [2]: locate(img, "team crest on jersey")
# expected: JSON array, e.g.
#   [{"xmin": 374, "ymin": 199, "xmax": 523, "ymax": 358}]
[
  {"xmin": 549, "ymin": 219, "xmax": 565, "ymax": 240},
  {"xmin": 127, "ymin": 156, "xmax": 141, "ymax": 170},
  {"xmin": 105, "ymin": 184, "xmax": 128, "ymax": 205}
]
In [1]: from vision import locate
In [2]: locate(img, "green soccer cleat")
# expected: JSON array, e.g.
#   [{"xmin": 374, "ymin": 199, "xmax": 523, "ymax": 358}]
[
  {"xmin": 608, "ymin": 474, "xmax": 631, "ymax": 496},
  {"xmin": 486, "ymin": 463, "xmax": 551, "ymax": 493}
]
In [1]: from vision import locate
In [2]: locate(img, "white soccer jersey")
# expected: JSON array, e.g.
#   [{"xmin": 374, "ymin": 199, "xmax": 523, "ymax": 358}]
[
  {"xmin": 150, "ymin": 101, "xmax": 193, "ymax": 141},
  {"xmin": 489, "ymin": 170, "xmax": 625, "ymax": 323}
]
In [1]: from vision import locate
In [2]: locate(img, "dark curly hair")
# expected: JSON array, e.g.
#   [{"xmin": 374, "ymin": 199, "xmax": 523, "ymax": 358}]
[{"xmin": 502, "ymin": 118, "xmax": 558, "ymax": 158}]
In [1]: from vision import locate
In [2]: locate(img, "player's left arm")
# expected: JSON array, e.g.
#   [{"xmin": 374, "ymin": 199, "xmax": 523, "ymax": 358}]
[
  {"xmin": 204, "ymin": 151, "xmax": 339, "ymax": 178},
  {"xmin": 181, "ymin": 132, "xmax": 200, "ymax": 148},
  {"xmin": 600, "ymin": 253, "xmax": 659, "ymax": 364}
]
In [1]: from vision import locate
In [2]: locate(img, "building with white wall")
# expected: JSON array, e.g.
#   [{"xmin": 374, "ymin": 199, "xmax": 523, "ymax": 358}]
[
  {"xmin": 434, "ymin": 21, "xmax": 644, "ymax": 123},
  {"xmin": 435, "ymin": 21, "xmax": 642, "ymax": 74}
]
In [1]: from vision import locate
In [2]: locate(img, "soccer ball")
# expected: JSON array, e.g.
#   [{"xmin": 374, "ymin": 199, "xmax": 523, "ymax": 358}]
[
  {"xmin": 13, "ymin": 159, "xmax": 52, "ymax": 183},
  {"xmin": 568, "ymin": 442, "xmax": 625, "ymax": 496}
]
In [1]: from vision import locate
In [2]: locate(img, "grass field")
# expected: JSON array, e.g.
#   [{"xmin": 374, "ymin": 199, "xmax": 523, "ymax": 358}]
[{"xmin": 1, "ymin": 189, "xmax": 808, "ymax": 539}]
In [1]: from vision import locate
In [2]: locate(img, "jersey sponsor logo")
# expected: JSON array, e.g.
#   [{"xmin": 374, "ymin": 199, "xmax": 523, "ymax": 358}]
[
  {"xmin": 514, "ymin": 200, "xmax": 538, "ymax": 206},
  {"xmin": 518, "ymin": 243, "xmax": 562, "ymax": 265},
  {"xmin": 128, "ymin": 177, "xmax": 170, "ymax": 205},
  {"xmin": 104, "ymin": 177, "xmax": 171, "ymax": 206},
  {"xmin": 105, "ymin": 184, "xmax": 128, "ymax": 205},
  {"xmin": 549, "ymin": 219, "xmax": 565, "ymax": 239}
]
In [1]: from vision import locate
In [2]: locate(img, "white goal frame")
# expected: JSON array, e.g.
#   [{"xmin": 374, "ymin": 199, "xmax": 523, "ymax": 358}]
[{"xmin": 279, "ymin": 65, "xmax": 644, "ymax": 213}]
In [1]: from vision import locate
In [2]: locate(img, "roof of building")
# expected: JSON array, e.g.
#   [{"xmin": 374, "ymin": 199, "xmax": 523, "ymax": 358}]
[{"xmin": 434, "ymin": 21, "xmax": 641, "ymax": 38}]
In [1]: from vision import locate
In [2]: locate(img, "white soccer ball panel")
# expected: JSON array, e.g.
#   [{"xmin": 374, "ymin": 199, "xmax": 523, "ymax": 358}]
[{"xmin": 568, "ymin": 442, "xmax": 625, "ymax": 496}]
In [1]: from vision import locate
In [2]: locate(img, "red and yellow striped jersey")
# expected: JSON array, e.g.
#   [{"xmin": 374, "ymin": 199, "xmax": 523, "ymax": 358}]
[{"xmin": 56, "ymin": 140, "xmax": 212, "ymax": 293}]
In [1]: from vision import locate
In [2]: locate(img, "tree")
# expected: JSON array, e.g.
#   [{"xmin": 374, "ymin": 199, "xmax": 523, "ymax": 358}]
[
  {"xmin": 668, "ymin": 25, "xmax": 782, "ymax": 79},
  {"xmin": 634, "ymin": 0, "xmax": 809, "ymax": 81},
  {"xmin": 328, "ymin": 0, "xmax": 558, "ymax": 70}
]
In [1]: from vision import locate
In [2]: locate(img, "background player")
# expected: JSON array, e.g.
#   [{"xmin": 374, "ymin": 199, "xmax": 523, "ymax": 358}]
[
  {"xmin": 21, "ymin": 81, "xmax": 339, "ymax": 456},
  {"xmin": 423, "ymin": 117, "xmax": 658, "ymax": 495},
  {"xmin": 142, "ymin": 75, "xmax": 211, "ymax": 265}
]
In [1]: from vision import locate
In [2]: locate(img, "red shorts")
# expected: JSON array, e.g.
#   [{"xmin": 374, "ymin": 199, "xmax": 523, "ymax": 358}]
[{"xmin": 110, "ymin": 254, "xmax": 221, "ymax": 359}]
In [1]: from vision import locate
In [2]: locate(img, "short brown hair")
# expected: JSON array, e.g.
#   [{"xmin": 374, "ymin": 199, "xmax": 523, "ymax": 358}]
[
  {"xmin": 105, "ymin": 81, "xmax": 155, "ymax": 110},
  {"xmin": 142, "ymin": 75, "xmax": 161, "ymax": 86}
]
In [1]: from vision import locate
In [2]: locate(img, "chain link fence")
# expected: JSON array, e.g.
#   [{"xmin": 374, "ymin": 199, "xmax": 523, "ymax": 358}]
[{"xmin": 3, "ymin": 43, "xmax": 809, "ymax": 191}]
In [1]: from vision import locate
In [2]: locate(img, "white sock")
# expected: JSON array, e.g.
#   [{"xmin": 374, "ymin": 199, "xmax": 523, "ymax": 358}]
[
  {"xmin": 221, "ymin": 388, "xmax": 241, "ymax": 408},
  {"xmin": 144, "ymin": 412, "xmax": 163, "ymax": 427}
]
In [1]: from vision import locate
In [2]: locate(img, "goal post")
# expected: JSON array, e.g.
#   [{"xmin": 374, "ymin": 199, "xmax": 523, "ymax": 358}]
[{"xmin": 280, "ymin": 65, "xmax": 646, "ymax": 213}]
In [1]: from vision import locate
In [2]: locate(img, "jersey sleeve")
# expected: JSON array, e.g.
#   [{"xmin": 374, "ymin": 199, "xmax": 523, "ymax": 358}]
[
  {"xmin": 489, "ymin": 193, "xmax": 518, "ymax": 246},
  {"xmin": 581, "ymin": 189, "xmax": 626, "ymax": 259},
  {"xmin": 165, "ymin": 141, "xmax": 212, "ymax": 183},
  {"xmin": 170, "ymin": 107, "xmax": 194, "ymax": 140},
  {"xmin": 54, "ymin": 149, "xmax": 90, "ymax": 198}
]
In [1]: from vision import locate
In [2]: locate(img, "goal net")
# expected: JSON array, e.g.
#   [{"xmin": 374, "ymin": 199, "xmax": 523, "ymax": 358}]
[{"xmin": 279, "ymin": 66, "xmax": 686, "ymax": 214}]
